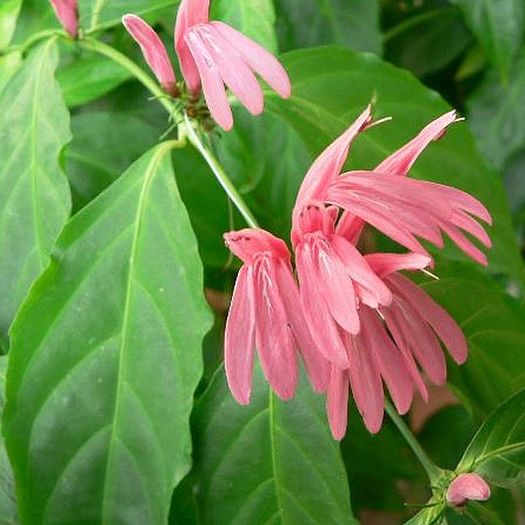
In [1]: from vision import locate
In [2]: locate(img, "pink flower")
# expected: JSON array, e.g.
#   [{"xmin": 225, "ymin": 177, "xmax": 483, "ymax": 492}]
[
  {"xmin": 325, "ymin": 252, "xmax": 468, "ymax": 439},
  {"xmin": 174, "ymin": 0, "xmax": 291, "ymax": 130},
  {"xmin": 446, "ymin": 473, "xmax": 491, "ymax": 507},
  {"xmin": 50, "ymin": 0, "xmax": 78, "ymax": 37},
  {"xmin": 224, "ymin": 228, "xmax": 328, "ymax": 404},
  {"xmin": 326, "ymin": 111, "xmax": 492, "ymax": 265},
  {"xmin": 122, "ymin": 15, "xmax": 178, "ymax": 97},
  {"xmin": 291, "ymin": 107, "xmax": 392, "ymax": 368}
]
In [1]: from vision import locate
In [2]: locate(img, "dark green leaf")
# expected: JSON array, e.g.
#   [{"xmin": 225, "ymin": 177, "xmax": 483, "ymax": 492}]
[
  {"xmin": 275, "ymin": 0, "xmax": 382, "ymax": 55},
  {"xmin": 420, "ymin": 263, "xmax": 525, "ymax": 419},
  {"xmin": 0, "ymin": 0, "xmax": 22, "ymax": 48},
  {"xmin": 266, "ymin": 46, "xmax": 524, "ymax": 281},
  {"xmin": 384, "ymin": 6, "xmax": 472, "ymax": 77},
  {"xmin": 450, "ymin": 0, "xmax": 524, "ymax": 80},
  {"xmin": 467, "ymin": 54, "xmax": 525, "ymax": 170},
  {"xmin": 3, "ymin": 143, "xmax": 212, "ymax": 524},
  {"xmin": 458, "ymin": 388, "xmax": 525, "ymax": 487},
  {"xmin": 193, "ymin": 366, "xmax": 357, "ymax": 525},
  {"xmin": 65, "ymin": 110, "xmax": 159, "ymax": 209},
  {"xmin": 0, "ymin": 39, "xmax": 71, "ymax": 346},
  {"xmin": 211, "ymin": 0, "xmax": 277, "ymax": 53},
  {"xmin": 58, "ymin": 51, "xmax": 132, "ymax": 107}
]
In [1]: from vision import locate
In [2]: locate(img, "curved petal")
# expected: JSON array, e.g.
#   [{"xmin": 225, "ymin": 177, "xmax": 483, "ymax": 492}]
[
  {"xmin": 326, "ymin": 366, "xmax": 350, "ymax": 440},
  {"xmin": 185, "ymin": 29, "xmax": 233, "ymax": 130},
  {"xmin": 51, "ymin": 0, "xmax": 78, "ymax": 37},
  {"xmin": 365, "ymin": 253, "xmax": 432, "ymax": 278},
  {"xmin": 224, "ymin": 266, "xmax": 256, "ymax": 404}
]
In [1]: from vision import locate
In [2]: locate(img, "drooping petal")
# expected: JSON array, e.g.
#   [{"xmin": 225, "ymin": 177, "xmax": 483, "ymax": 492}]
[
  {"xmin": 296, "ymin": 243, "xmax": 349, "ymax": 368},
  {"xmin": 446, "ymin": 473, "xmax": 491, "ymax": 506},
  {"xmin": 50, "ymin": 0, "xmax": 78, "ymax": 37},
  {"xmin": 345, "ymin": 332, "xmax": 385, "ymax": 434},
  {"xmin": 224, "ymin": 266, "xmax": 256, "ymax": 404},
  {"xmin": 273, "ymin": 259, "xmax": 330, "ymax": 392},
  {"xmin": 292, "ymin": 106, "xmax": 372, "ymax": 242},
  {"xmin": 253, "ymin": 257, "xmax": 298, "ymax": 400},
  {"xmin": 326, "ymin": 366, "xmax": 350, "ymax": 440},
  {"xmin": 375, "ymin": 110, "xmax": 459, "ymax": 177},
  {"xmin": 388, "ymin": 274, "xmax": 468, "ymax": 364},
  {"xmin": 365, "ymin": 253, "xmax": 432, "ymax": 278},
  {"xmin": 360, "ymin": 307, "xmax": 413, "ymax": 415},
  {"xmin": 122, "ymin": 15, "xmax": 177, "ymax": 95},
  {"xmin": 211, "ymin": 21, "xmax": 291, "ymax": 99},
  {"xmin": 201, "ymin": 24, "xmax": 264, "ymax": 115},
  {"xmin": 224, "ymin": 228, "xmax": 290, "ymax": 265},
  {"xmin": 185, "ymin": 29, "xmax": 233, "ymax": 130}
]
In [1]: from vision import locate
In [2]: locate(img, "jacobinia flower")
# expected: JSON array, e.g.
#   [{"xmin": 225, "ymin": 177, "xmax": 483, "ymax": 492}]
[
  {"xmin": 223, "ymin": 229, "xmax": 328, "ymax": 404},
  {"xmin": 325, "ymin": 252, "xmax": 468, "ymax": 439},
  {"xmin": 174, "ymin": 0, "xmax": 291, "ymax": 130},
  {"xmin": 50, "ymin": 0, "xmax": 78, "ymax": 38},
  {"xmin": 122, "ymin": 15, "xmax": 178, "ymax": 97},
  {"xmin": 326, "ymin": 110, "xmax": 493, "ymax": 265},
  {"xmin": 446, "ymin": 473, "xmax": 491, "ymax": 507}
]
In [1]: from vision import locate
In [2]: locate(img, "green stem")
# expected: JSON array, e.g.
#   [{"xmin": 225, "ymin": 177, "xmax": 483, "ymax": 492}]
[
  {"xmin": 80, "ymin": 37, "xmax": 259, "ymax": 229},
  {"xmin": 0, "ymin": 29, "xmax": 65, "ymax": 56},
  {"xmin": 385, "ymin": 400, "xmax": 441, "ymax": 482}
]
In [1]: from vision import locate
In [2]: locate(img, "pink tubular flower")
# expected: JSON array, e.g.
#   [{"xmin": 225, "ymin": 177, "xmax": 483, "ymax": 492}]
[
  {"xmin": 224, "ymin": 228, "xmax": 329, "ymax": 404},
  {"xmin": 174, "ymin": 0, "xmax": 291, "ymax": 130},
  {"xmin": 326, "ymin": 111, "xmax": 493, "ymax": 265},
  {"xmin": 50, "ymin": 0, "xmax": 78, "ymax": 38},
  {"xmin": 123, "ymin": 15, "xmax": 178, "ymax": 96},
  {"xmin": 325, "ymin": 252, "xmax": 468, "ymax": 439},
  {"xmin": 291, "ymin": 107, "xmax": 393, "ymax": 369},
  {"xmin": 446, "ymin": 473, "xmax": 491, "ymax": 507}
]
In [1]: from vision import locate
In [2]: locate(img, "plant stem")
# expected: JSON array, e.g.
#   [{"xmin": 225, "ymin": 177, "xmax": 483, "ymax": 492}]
[
  {"xmin": 385, "ymin": 400, "xmax": 441, "ymax": 483},
  {"xmin": 0, "ymin": 29, "xmax": 65, "ymax": 56},
  {"xmin": 80, "ymin": 37, "xmax": 259, "ymax": 229}
]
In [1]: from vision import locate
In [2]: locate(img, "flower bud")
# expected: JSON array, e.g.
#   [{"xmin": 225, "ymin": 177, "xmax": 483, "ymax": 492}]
[{"xmin": 446, "ymin": 473, "xmax": 491, "ymax": 507}]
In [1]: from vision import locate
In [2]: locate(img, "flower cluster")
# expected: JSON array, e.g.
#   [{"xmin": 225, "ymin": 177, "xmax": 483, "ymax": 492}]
[{"xmin": 224, "ymin": 106, "xmax": 492, "ymax": 439}]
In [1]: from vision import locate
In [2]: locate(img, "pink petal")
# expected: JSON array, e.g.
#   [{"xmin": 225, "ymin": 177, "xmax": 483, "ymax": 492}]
[
  {"xmin": 224, "ymin": 228, "xmax": 290, "ymax": 265},
  {"xmin": 292, "ymin": 106, "xmax": 372, "ymax": 242},
  {"xmin": 253, "ymin": 257, "xmax": 298, "ymax": 400},
  {"xmin": 296, "ymin": 243, "xmax": 349, "ymax": 368},
  {"xmin": 50, "ymin": 0, "xmax": 78, "ymax": 37},
  {"xmin": 365, "ymin": 253, "xmax": 432, "ymax": 278},
  {"xmin": 442, "ymin": 224, "xmax": 488, "ymax": 266},
  {"xmin": 273, "ymin": 260, "xmax": 329, "ymax": 393},
  {"xmin": 122, "ymin": 15, "xmax": 177, "ymax": 95},
  {"xmin": 446, "ymin": 473, "xmax": 491, "ymax": 506},
  {"xmin": 388, "ymin": 274, "xmax": 468, "ymax": 364},
  {"xmin": 345, "ymin": 332, "xmax": 385, "ymax": 434},
  {"xmin": 360, "ymin": 307, "xmax": 413, "ymax": 414},
  {"xmin": 200, "ymin": 25, "xmax": 264, "ymax": 115},
  {"xmin": 375, "ymin": 110, "xmax": 458, "ymax": 177},
  {"xmin": 224, "ymin": 266, "xmax": 256, "ymax": 404},
  {"xmin": 185, "ymin": 29, "xmax": 233, "ymax": 130},
  {"xmin": 335, "ymin": 212, "xmax": 364, "ymax": 245},
  {"xmin": 387, "ymin": 298, "xmax": 447, "ymax": 386},
  {"xmin": 313, "ymin": 240, "xmax": 360, "ymax": 334},
  {"xmin": 211, "ymin": 21, "xmax": 291, "ymax": 99},
  {"xmin": 326, "ymin": 366, "xmax": 350, "ymax": 440},
  {"xmin": 452, "ymin": 210, "xmax": 492, "ymax": 248}
]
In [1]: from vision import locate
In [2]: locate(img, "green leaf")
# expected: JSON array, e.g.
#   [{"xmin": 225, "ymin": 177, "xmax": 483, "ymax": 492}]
[
  {"xmin": 384, "ymin": 6, "xmax": 472, "ymax": 77},
  {"xmin": 3, "ymin": 143, "xmax": 213, "ymax": 524},
  {"xmin": 265, "ymin": 46, "xmax": 523, "ymax": 282},
  {"xmin": 211, "ymin": 0, "xmax": 278, "ymax": 53},
  {"xmin": 0, "ymin": 357, "xmax": 18, "ymax": 525},
  {"xmin": 57, "ymin": 51, "xmax": 132, "ymax": 108},
  {"xmin": 12, "ymin": 0, "xmax": 57, "ymax": 45},
  {"xmin": 192, "ymin": 366, "xmax": 357, "ymax": 525},
  {"xmin": 65, "ymin": 110, "xmax": 159, "ymax": 210},
  {"xmin": 420, "ymin": 263, "xmax": 525, "ymax": 419},
  {"xmin": 0, "ymin": 52, "xmax": 22, "ymax": 94},
  {"xmin": 275, "ymin": 0, "xmax": 382, "ymax": 55},
  {"xmin": 467, "ymin": 54, "xmax": 525, "ymax": 170},
  {"xmin": 0, "ymin": 39, "xmax": 71, "ymax": 346},
  {"xmin": 458, "ymin": 388, "xmax": 525, "ymax": 487},
  {"xmin": 450, "ymin": 0, "xmax": 524, "ymax": 80},
  {"xmin": 0, "ymin": 0, "xmax": 22, "ymax": 48},
  {"xmin": 83, "ymin": 0, "xmax": 180, "ymax": 32}
]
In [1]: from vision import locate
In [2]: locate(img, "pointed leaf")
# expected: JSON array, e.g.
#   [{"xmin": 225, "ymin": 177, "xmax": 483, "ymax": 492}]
[
  {"xmin": 0, "ymin": 0, "xmax": 22, "ymax": 48},
  {"xmin": 192, "ymin": 366, "xmax": 357, "ymax": 525},
  {"xmin": 0, "ymin": 39, "xmax": 71, "ymax": 347},
  {"xmin": 3, "ymin": 143, "xmax": 212, "ymax": 524}
]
